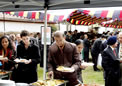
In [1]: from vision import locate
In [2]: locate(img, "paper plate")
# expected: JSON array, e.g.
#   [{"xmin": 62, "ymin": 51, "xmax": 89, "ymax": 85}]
[
  {"xmin": 82, "ymin": 62, "xmax": 94, "ymax": 66},
  {"xmin": 14, "ymin": 59, "xmax": 27, "ymax": 63},
  {"xmin": 0, "ymin": 57, "xmax": 7, "ymax": 60},
  {"xmin": 56, "ymin": 66, "xmax": 75, "ymax": 72}
]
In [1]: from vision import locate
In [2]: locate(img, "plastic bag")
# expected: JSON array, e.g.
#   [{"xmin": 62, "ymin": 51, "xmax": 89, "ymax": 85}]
[{"xmin": 97, "ymin": 54, "xmax": 102, "ymax": 66}]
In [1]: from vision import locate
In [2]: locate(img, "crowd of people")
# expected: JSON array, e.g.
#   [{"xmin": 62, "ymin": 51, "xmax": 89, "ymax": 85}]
[{"xmin": 0, "ymin": 29, "xmax": 122, "ymax": 86}]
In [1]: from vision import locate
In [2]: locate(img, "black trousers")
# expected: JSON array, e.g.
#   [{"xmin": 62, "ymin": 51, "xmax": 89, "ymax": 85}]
[
  {"xmin": 84, "ymin": 50, "xmax": 89, "ymax": 62},
  {"xmin": 105, "ymin": 71, "xmax": 120, "ymax": 86},
  {"xmin": 91, "ymin": 52, "xmax": 99, "ymax": 71}
]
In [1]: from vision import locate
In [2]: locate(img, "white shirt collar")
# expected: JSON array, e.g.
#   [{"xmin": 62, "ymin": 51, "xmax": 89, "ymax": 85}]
[{"xmin": 110, "ymin": 46, "xmax": 114, "ymax": 51}]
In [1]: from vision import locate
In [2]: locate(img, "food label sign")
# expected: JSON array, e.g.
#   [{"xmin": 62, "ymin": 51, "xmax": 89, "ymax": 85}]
[{"xmin": 41, "ymin": 26, "xmax": 51, "ymax": 45}]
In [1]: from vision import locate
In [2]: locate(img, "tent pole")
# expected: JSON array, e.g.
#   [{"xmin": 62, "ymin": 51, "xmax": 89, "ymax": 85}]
[
  {"xmin": 66, "ymin": 23, "xmax": 68, "ymax": 31},
  {"xmin": 58, "ymin": 22, "xmax": 60, "ymax": 30},
  {"xmin": 70, "ymin": 24, "xmax": 71, "ymax": 31},
  {"xmin": 3, "ymin": 12, "xmax": 5, "ymax": 35},
  {"xmin": 43, "ymin": 7, "xmax": 47, "ymax": 80}
]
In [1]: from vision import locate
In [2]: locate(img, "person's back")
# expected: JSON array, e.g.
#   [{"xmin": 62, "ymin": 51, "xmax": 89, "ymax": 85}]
[
  {"xmin": 91, "ymin": 38, "xmax": 102, "ymax": 71},
  {"xmin": 100, "ymin": 40, "xmax": 107, "ymax": 53},
  {"xmin": 83, "ymin": 34, "xmax": 90, "ymax": 62},
  {"xmin": 91, "ymin": 38, "xmax": 102, "ymax": 54}
]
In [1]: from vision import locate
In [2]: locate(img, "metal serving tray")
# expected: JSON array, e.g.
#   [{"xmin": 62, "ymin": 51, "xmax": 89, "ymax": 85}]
[
  {"xmin": 0, "ymin": 70, "xmax": 12, "ymax": 79},
  {"xmin": 31, "ymin": 79, "xmax": 68, "ymax": 86}
]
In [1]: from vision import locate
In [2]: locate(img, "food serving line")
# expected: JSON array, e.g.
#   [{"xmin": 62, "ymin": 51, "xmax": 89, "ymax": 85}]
[
  {"xmin": 0, "ymin": 56, "xmax": 69, "ymax": 86},
  {"xmin": 0, "ymin": 55, "xmax": 103, "ymax": 86},
  {"xmin": 0, "ymin": 55, "xmax": 101, "ymax": 86}
]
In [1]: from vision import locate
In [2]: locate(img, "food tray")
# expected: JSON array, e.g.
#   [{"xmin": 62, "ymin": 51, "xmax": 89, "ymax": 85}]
[
  {"xmin": 0, "ymin": 70, "xmax": 12, "ymax": 79},
  {"xmin": 31, "ymin": 79, "xmax": 68, "ymax": 86},
  {"xmin": 56, "ymin": 81, "xmax": 68, "ymax": 86}
]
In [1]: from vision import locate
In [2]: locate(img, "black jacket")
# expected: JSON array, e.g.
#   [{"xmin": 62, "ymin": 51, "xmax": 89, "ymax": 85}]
[
  {"xmin": 102, "ymin": 46, "xmax": 120, "ymax": 71},
  {"xmin": 100, "ymin": 40, "xmax": 107, "ymax": 53},
  {"xmin": 91, "ymin": 38, "xmax": 102, "ymax": 55},
  {"xmin": 83, "ymin": 38, "xmax": 90, "ymax": 52},
  {"xmin": 14, "ymin": 43, "xmax": 40, "ymax": 83},
  {"xmin": 102, "ymin": 46, "xmax": 120, "ymax": 86}
]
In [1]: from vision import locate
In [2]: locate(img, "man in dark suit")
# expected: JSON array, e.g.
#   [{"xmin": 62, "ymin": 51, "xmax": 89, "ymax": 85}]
[
  {"xmin": 91, "ymin": 35, "xmax": 106, "ymax": 71},
  {"xmin": 83, "ymin": 34, "xmax": 90, "ymax": 62},
  {"xmin": 102, "ymin": 36, "xmax": 121, "ymax": 86}
]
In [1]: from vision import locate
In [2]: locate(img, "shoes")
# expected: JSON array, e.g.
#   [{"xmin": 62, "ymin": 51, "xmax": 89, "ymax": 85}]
[{"xmin": 94, "ymin": 68, "xmax": 100, "ymax": 72}]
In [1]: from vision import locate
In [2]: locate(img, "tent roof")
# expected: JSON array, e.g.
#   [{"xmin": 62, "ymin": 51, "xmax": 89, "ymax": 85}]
[
  {"xmin": 67, "ymin": 9, "xmax": 122, "ymax": 28},
  {"xmin": 67, "ymin": 10, "xmax": 110, "ymax": 26},
  {"xmin": 0, "ymin": 0, "xmax": 122, "ymax": 11}
]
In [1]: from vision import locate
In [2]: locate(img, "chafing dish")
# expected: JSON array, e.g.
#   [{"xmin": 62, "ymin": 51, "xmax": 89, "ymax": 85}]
[{"xmin": 31, "ymin": 79, "xmax": 68, "ymax": 86}]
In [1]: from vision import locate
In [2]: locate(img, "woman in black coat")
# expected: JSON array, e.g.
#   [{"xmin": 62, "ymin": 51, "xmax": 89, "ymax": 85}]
[{"xmin": 12, "ymin": 30, "xmax": 40, "ymax": 83}]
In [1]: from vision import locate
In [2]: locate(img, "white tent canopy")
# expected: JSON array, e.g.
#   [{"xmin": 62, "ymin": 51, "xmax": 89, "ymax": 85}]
[{"xmin": 0, "ymin": 0, "xmax": 122, "ymax": 11}]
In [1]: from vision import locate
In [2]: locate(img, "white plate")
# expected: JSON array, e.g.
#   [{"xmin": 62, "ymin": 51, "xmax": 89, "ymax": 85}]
[
  {"xmin": 56, "ymin": 66, "xmax": 75, "ymax": 72},
  {"xmin": 0, "ymin": 57, "xmax": 7, "ymax": 60},
  {"xmin": 14, "ymin": 59, "xmax": 27, "ymax": 63},
  {"xmin": 82, "ymin": 62, "xmax": 94, "ymax": 66}
]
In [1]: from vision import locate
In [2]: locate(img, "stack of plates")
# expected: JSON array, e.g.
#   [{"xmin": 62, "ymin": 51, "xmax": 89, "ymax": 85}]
[{"xmin": 0, "ymin": 80, "xmax": 15, "ymax": 86}]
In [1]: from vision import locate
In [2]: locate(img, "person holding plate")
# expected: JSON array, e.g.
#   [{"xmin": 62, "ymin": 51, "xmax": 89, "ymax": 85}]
[
  {"xmin": 0, "ymin": 35, "xmax": 16, "ymax": 71},
  {"xmin": 12, "ymin": 30, "xmax": 40, "ymax": 83},
  {"xmin": 48, "ymin": 31, "xmax": 81, "ymax": 86},
  {"xmin": 75, "ymin": 39, "xmax": 87, "ymax": 83}
]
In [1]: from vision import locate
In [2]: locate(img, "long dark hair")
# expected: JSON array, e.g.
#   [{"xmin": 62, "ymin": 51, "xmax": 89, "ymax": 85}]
[{"xmin": 0, "ymin": 35, "xmax": 13, "ymax": 50}]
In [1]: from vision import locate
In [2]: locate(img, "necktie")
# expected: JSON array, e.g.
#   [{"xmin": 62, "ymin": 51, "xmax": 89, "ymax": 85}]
[{"xmin": 113, "ymin": 49, "xmax": 117, "ymax": 57}]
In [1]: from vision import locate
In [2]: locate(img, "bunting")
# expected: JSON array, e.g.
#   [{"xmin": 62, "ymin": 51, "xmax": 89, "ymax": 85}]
[{"xmin": 4, "ymin": 11, "xmax": 65, "ymax": 23}]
